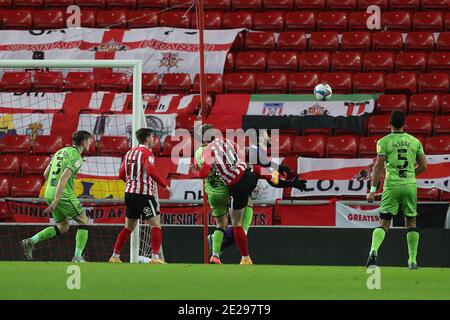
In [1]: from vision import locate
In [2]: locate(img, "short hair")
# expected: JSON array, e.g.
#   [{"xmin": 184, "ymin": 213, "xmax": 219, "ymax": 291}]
[
  {"xmin": 136, "ymin": 128, "xmax": 154, "ymax": 144},
  {"xmin": 72, "ymin": 130, "xmax": 92, "ymax": 146},
  {"xmin": 194, "ymin": 124, "xmax": 215, "ymax": 143},
  {"xmin": 390, "ymin": 108, "xmax": 405, "ymax": 129}
]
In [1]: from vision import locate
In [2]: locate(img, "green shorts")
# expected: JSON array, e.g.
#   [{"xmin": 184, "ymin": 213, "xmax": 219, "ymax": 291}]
[
  {"xmin": 207, "ymin": 191, "xmax": 229, "ymax": 217},
  {"xmin": 46, "ymin": 196, "xmax": 85, "ymax": 223},
  {"xmin": 380, "ymin": 184, "xmax": 417, "ymax": 218}
]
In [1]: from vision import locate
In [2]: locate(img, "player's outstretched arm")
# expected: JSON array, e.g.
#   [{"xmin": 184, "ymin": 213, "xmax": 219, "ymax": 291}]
[
  {"xmin": 415, "ymin": 153, "xmax": 427, "ymax": 177},
  {"xmin": 367, "ymin": 155, "xmax": 386, "ymax": 203},
  {"xmin": 44, "ymin": 168, "xmax": 72, "ymax": 214}
]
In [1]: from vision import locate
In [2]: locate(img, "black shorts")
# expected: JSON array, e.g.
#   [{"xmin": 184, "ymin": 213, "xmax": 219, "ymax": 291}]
[
  {"xmin": 125, "ymin": 193, "xmax": 160, "ymax": 220},
  {"xmin": 229, "ymin": 168, "xmax": 258, "ymax": 210}
]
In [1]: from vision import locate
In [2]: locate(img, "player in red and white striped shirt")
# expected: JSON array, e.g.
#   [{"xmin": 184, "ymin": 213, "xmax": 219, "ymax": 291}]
[{"xmin": 109, "ymin": 128, "xmax": 172, "ymax": 264}]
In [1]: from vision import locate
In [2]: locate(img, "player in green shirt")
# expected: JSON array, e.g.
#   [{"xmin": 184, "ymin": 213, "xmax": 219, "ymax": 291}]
[
  {"xmin": 21, "ymin": 131, "xmax": 93, "ymax": 262},
  {"xmin": 366, "ymin": 109, "xmax": 427, "ymax": 269}
]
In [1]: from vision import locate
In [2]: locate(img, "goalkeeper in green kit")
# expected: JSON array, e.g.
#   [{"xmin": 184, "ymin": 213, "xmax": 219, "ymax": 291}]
[
  {"xmin": 21, "ymin": 131, "xmax": 93, "ymax": 262},
  {"xmin": 366, "ymin": 109, "xmax": 427, "ymax": 269}
]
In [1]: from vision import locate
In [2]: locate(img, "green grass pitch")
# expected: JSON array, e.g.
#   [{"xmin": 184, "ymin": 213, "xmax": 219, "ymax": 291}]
[{"xmin": 0, "ymin": 262, "xmax": 449, "ymax": 300}]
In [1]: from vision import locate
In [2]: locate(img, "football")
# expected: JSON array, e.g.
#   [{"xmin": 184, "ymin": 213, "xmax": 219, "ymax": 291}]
[{"xmin": 314, "ymin": 83, "xmax": 333, "ymax": 101}]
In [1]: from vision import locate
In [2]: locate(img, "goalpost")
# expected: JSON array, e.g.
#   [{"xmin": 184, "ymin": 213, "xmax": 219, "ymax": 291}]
[{"xmin": 0, "ymin": 59, "xmax": 150, "ymax": 263}]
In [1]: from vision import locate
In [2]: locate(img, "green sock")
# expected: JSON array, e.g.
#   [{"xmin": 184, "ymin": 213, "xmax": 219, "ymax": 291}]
[
  {"xmin": 407, "ymin": 229, "xmax": 420, "ymax": 264},
  {"xmin": 74, "ymin": 227, "xmax": 88, "ymax": 258},
  {"xmin": 370, "ymin": 227, "xmax": 386, "ymax": 254},
  {"xmin": 212, "ymin": 228, "xmax": 225, "ymax": 256},
  {"xmin": 31, "ymin": 226, "xmax": 59, "ymax": 244},
  {"xmin": 242, "ymin": 206, "xmax": 254, "ymax": 233}
]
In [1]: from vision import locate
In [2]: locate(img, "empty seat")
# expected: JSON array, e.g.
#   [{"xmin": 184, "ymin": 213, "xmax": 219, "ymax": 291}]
[
  {"xmin": 317, "ymin": 12, "xmax": 348, "ymax": 32},
  {"xmin": 245, "ymin": 31, "xmax": 276, "ymax": 51},
  {"xmin": 34, "ymin": 71, "xmax": 64, "ymax": 92},
  {"xmin": 191, "ymin": 11, "xmax": 223, "ymax": 29},
  {"xmin": 359, "ymin": 136, "xmax": 382, "ymax": 158},
  {"xmin": 441, "ymin": 94, "xmax": 450, "ymax": 114},
  {"xmin": 231, "ymin": 0, "xmax": 262, "ymax": 10},
  {"xmin": 327, "ymin": 0, "xmax": 356, "ymax": 11},
  {"xmin": 33, "ymin": 9, "xmax": 65, "ymax": 29},
  {"xmin": 107, "ymin": 0, "xmax": 136, "ymax": 8},
  {"xmin": 169, "ymin": 0, "xmax": 192, "ymax": 9},
  {"xmin": 373, "ymin": 32, "xmax": 404, "ymax": 52},
  {"xmin": 368, "ymin": 115, "xmax": 391, "ymax": 135},
  {"xmin": 277, "ymin": 31, "xmax": 307, "ymax": 51},
  {"xmin": 98, "ymin": 136, "xmax": 128, "ymax": 156},
  {"xmin": 2, "ymin": 9, "xmax": 32, "ymax": 29},
  {"xmin": 129, "ymin": 73, "xmax": 156, "ymax": 93},
  {"xmin": 293, "ymin": 135, "xmax": 326, "ymax": 158},
  {"xmin": 64, "ymin": 72, "xmax": 95, "ymax": 91},
  {"xmin": 405, "ymin": 32, "xmax": 435, "ymax": 51},
  {"xmin": 358, "ymin": 0, "xmax": 388, "ymax": 10},
  {"xmin": 96, "ymin": 72, "xmax": 128, "ymax": 92},
  {"xmin": 32, "ymin": 136, "xmax": 63, "ymax": 154},
  {"xmin": 395, "ymin": 52, "xmax": 427, "ymax": 73},
  {"xmin": 341, "ymin": 32, "xmax": 372, "ymax": 51},
  {"xmin": 385, "ymin": 72, "xmax": 417, "ymax": 94},
  {"xmin": 0, "ymin": 155, "xmax": 20, "ymax": 176},
  {"xmin": 349, "ymin": 12, "xmax": 373, "ymax": 31},
  {"xmin": 327, "ymin": 136, "xmax": 359, "ymax": 158},
  {"xmin": 425, "ymin": 136, "xmax": 450, "ymax": 154},
  {"xmin": 285, "ymin": 11, "xmax": 316, "ymax": 32},
  {"xmin": 319, "ymin": 73, "xmax": 353, "ymax": 93},
  {"xmin": 422, "ymin": 0, "xmax": 448, "ymax": 10},
  {"xmin": 263, "ymin": 0, "xmax": 294, "ymax": 10},
  {"xmin": 382, "ymin": 12, "xmax": 411, "ymax": 32},
  {"xmin": 294, "ymin": 0, "xmax": 325, "ymax": 10},
  {"xmin": 409, "ymin": 94, "xmax": 441, "ymax": 114},
  {"xmin": 253, "ymin": 12, "xmax": 285, "ymax": 32},
  {"xmin": 15, "ymin": 0, "xmax": 43, "ymax": 8},
  {"xmin": 331, "ymin": 52, "xmax": 362, "ymax": 72},
  {"xmin": 363, "ymin": 52, "xmax": 396, "ymax": 73},
  {"xmin": 96, "ymin": 10, "xmax": 127, "ymax": 28},
  {"xmin": 405, "ymin": 115, "xmax": 433, "ymax": 136},
  {"xmin": 79, "ymin": 9, "xmax": 96, "ymax": 27},
  {"xmin": 193, "ymin": 74, "xmax": 223, "ymax": 94},
  {"xmin": 390, "ymin": 0, "xmax": 420, "ymax": 11},
  {"xmin": 256, "ymin": 72, "xmax": 288, "ymax": 94},
  {"xmin": 413, "ymin": 12, "xmax": 443, "ymax": 31},
  {"xmin": 299, "ymin": 52, "xmax": 330, "ymax": 72},
  {"xmin": 0, "ymin": 0, "xmax": 12, "ymax": 8},
  {"xmin": 268, "ymin": 52, "xmax": 298, "ymax": 72},
  {"xmin": 204, "ymin": 0, "xmax": 230, "ymax": 10},
  {"xmin": 419, "ymin": 73, "xmax": 449, "ymax": 93},
  {"xmin": 21, "ymin": 155, "xmax": 51, "ymax": 176},
  {"xmin": 434, "ymin": 116, "xmax": 450, "ymax": 135},
  {"xmin": 309, "ymin": 32, "xmax": 339, "ymax": 51},
  {"xmin": 376, "ymin": 94, "xmax": 408, "ymax": 114},
  {"xmin": 11, "ymin": 177, "xmax": 42, "ymax": 197},
  {"xmin": 354, "ymin": 73, "xmax": 385, "ymax": 93},
  {"xmin": 236, "ymin": 51, "xmax": 267, "ymax": 72},
  {"xmin": 289, "ymin": 72, "xmax": 320, "ymax": 93},
  {"xmin": 437, "ymin": 32, "xmax": 450, "ymax": 51},
  {"xmin": 159, "ymin": 11, "xmax": 190, "ymax": 28},
  {"xmin": 224, "ymin": 73, "xmax": 255, "ymax": 93},
  {"xmin": 1, "ymin": 72, "xmax": 32, "ymax": 92},
  {"xmin": 0, "ymin": 177, "xmax": 10, "ymax": 197},
  {"xmin": 127, "ymin": 10, "xmax": 159, "ymax": 28},
  {"xmin": 224, "ymin": 52, "xmax": 235, "ymax": 72},
  {"xmin": 428, "ymin": 52, "xmax": 450, "ymax": 73},
  {"xmin": 137, "ymin": 0, "xmax": 167, "ymax": 9},
  {"xmin": 160, "ymin": 73, "xmax": 191, "ymax": 94},
  {"xmin": 223, "ymin": 12, "xmax": 252, "ymax": 29},
  {"xmin": 76, "ymin": 0, "xmax": 105, "ymax": 8},
  {"xmin": 0, "ymin": 135, "xmax": 30, "ymax": 154}
]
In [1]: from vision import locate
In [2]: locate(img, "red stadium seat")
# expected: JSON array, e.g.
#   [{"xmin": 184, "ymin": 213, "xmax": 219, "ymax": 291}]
[
  {"xmin": 263, "ymin": 0, "xmax": 294, "ymax": 10},
  {"xmin": 0, "ymin": 200, "xmax": 10, "ymax": 221},
  {"xmin": 354, "ymin": 73, "xmax": 385, "ymax": 93},
  {"xmin": 441, "ymin": 94, "xmax": 450, "ymax": 114},
  {"xmin": 327, "ymin": 0, "xmax": 356, "ymax": 11},
  {"xmin": 224, "ymin": 73, "xmax": 256, "ymax": 93},
  {"xmin": 0, "ymin": 135, "xmax": 30, "ymax": 154},
  {"xmin": 341, "ymin": 32, "xmax": 372, "ymax": 51},
  {"xmin": 245, "ymin": 31, "xmax": 276, "ymax": 51},
  {"xmin": 230, "ymin": 32, "xmax": 245, "ymax": 52},
  {"xmin": 413, "ymin": 12, "xmax": 443, "ymax": 32},
  {"xmin": 191, "ymin": 11, "xmax": 223, "ymax": 29},
  {"xmin": 417, "ymin": 188, "xmax": 440, "ymax": 201},
  {"xmin": 44, "ymin": 0, "xmax": 74, "ymax": 7},
  {"xmin": 34, "ymin": 71, "xmax": 64, "ymax": 92},
  {"xmin": 422, "ymin": 0, "xmax": 449, "ymax": 10},
  {"xmin": 1, "ymin": 72, "xmax": 32, "ymax": 92},
  {"xmin": 319, "ymin": 73, "xmax": 353, "ymax": 94},
  {"xmin": 137, "ymin": 0, "xmax": 167, "ymax": 9},
  {"xmin": 223, "ymin": 12, "xmax": 253, "ymax": 29},
  {"xmin": 127, "ymin": 10, "xmax": 159, "ymax": 28},
  {"xmin": 285, "ymin": 11, "xmax": 316, "ymax": 32},
  {"xmin": 79, "ymin": 9, "xmax": 96, "ymax": 27},
  {"xmin": 169, "ymin": 0, "xmax": 191, "ymax": 9},
  {"xmin": 236, "ymin": 51, "xmax": 267, "ymax": 72},
  {"xmin": 436, "ymin": 32, "xmax": 450, "ymax": 51},
  {"xmin": 96, "ymin": 72, "xmax": 128, "ymax": 92},
  {"xmin": 277, "ymin": 32, "xmax": 307, "ymax": 51},
  {"xmin": 309, "ymin": 32, "xmax": 339, "ymax": 51},
  {"xmin": 405, "ymin": 115, "xmax": 433, "ymax": 136},
  {"xmin": 15, "ymin": 0, "xmax": 43, "ymax": 8},
  {"xmin": 358, "ymin": 0, "xmax": 388, "ymax": 10},
  {"xmin": 419, "ymin": 73, "xmax": 449, "ymax": 93},
  {"xmin": 204, "ymin": 0, "xmax": 230, "ymax": 10},
  {"xmin": 160, "ymin": 73, "xmax": 191, "ymax": 94},
  {"xmin": 385, "ymin": 72, "xmax": 417, "ymax": 94},
  {"xmin": 425, "ymin": 136, "xmax": 450, "ymax": 154},
  {"xmin": 331, "ymin": 52, "xmax": 362, "ymax": 73},
  {"xmin": 372, "ymin": 32, "xmax": 404, "ymax": 52},
  {"xmin": 159, "ymin": 11, "xmax": 190, "ymax": 28},
  {"xmin": 368, "ymin": 115, "xmax": 391, "ymax": 135},
  {"xmin": 376, "ymin": 94, "xmax": 408, "ymax": 114},
  {"xmin": 303, "ymin": 128, "xmax": 333, "ymax": 136},
  {"xmin": 317, "ymin": 12, "xmax": 348, "ymax": 32},
  {"xmin": 75, "ymin": 0, "xmax": 105, "ymax": 8},
  {"xmin": 193, "ymin": 74, "xmax": 223, "ymax": 94},
  {"xmin": 299, "ymin": 52, "xmax": 330, "ymax": 72},
  {"xmin": 129, "ymin": 73, "xmax": 159, "ymax": 93},
  {"xmin": 405, "ymin": 32, "xmax": 435, "ymax": 51},
  {"xmin": 409, "ymin": 94, "xmax": 441, "ymax": 114},
  {"xmin": 267, "ymin": 52, "xmax": 298, "ymax": 72},
  {"xmin": 0, "ymin": 177, "xmax": 10, "ymax": 197},
  {"xmin": 288, "ymin": 72, "xmax": 320, "ymax": 93},
  {"xmin": 161, "ymin": 134, "xmax": 192, "ymax": 157},
  {"xmin": 2, "ymin": 9, "xmax": 32, "ymax": 29},
  {"xmin": 327, "ymin": 136, "xmax": 359, "ymax": 158},
  {"xmin": 0, "ymin": 0, "xmax": 12, "ymax": 8},
  {"xmin": 64, "ymin": 72, "xmax": 95, "ymax": 91},
  {"xmin": 293, "ymin": 135, "xmax": 326, "ymax": 158},
  {"xmin": 106, "ymin": 0, "xmax": 136, "ymax": 8},
  {"xmin": 11, "ymin": 177, "xmax": 42, "ymax": 197},
  {"xmin": 428, "ymin": 52, "xmax": 450, "ymax": 73},
  {"xmin": 256, "ymin": 72, "xmax": 288, "ymax": 94},
  {"xmin": 349, "ymin": 12, "xmax": 372, "ymax": 31},
  {"xmin": 390, "ymin": 0, "xmax": 420, "ymax": 11},
  {"xmin": 32, "ymin": 136, "xmax": 63, "ymax": 155},
  {"xmin": 253, "ymin": 12, "xmax": 285, "ymax": 32},
  {"xmin": 434, "ymin": 116, "xmax": 450, "ymax": 135},
  {"xmin": 0, "ymin": 155, "xmax": 20, "ymax": 176},
  {"xmin": 21, "ymin": 155, "xmax": 51, "ymax": 176},
  {"xmin": 270, "ymin": 135, "xmax": 293, "ymax": 156},
  {"xmin": 33, "ymin": 9, "xmax": 65, "ymax": 29},
  {"xmin": 395, "ymin": 52, "xmax": 427, "ymax": 73},
  {"xmin": 98, "ymin": 136, "xmax": 128, "ymax": 156},
  {"xmin": 96, "ymin": 10, "xmax": 127, "ymax": 28},
  {"xmin": 359, "ymin": 136, "xmax": 383, "ymax": 158},
  {"xmin": 382, "ymin": 12, "xmax": 411, "ymax": 32},
  {"xmin": 231, "ymin": 0, "xmax": 262, "ymax": 11},
  {"xmin": 363, "ymin": 52, "xmax": 396, "ymax": 73},
  {"xmin": 224, "ymin": 52, "xmax": 235, "ymax": 72},
  {"xmin": 294, "ymin": 0, "xmax": 325, "ymax": 10}
]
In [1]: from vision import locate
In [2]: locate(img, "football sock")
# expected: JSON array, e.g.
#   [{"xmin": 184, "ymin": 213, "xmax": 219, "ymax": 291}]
[
  {"xmin": 370, "ymin": 227, "xmax": 386, "ymax": 254},
  {"xmin": 221, "ymin": 226, "xmax": 235, "ymax": 251},
  {"xmin": 407, "ymin": 228, "xmax": 420, "ymax": 264},
  {"xmin": 31, "ymin": 226, "xmax": 60, "ymax": 245},
  {"xmin": 212, "ymin": 228, "xmax": 225, "ymax": 256},
  {"xmin": 233, "ymin": 226, "xmax": 249, "ymax": 257},
  {"xmin": 151, "ymin": 227, "xmax": 162, "ymax": 256},
  {"xmin": 113, "ymin": 227, "xmax": 132, "ymax": 256},
  {"xmin": 74, "ymin": 226, "xmax": 88, "ymax": 258},
  {"xmin": 242, "ymin": 206, "xmax": 254, "ymax": 234}
]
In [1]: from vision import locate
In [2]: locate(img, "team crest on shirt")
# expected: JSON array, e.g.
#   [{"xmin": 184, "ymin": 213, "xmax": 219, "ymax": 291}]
[
  {"xmin": 301, "ymin": 104, "xmax": 329, "ymax": 116},
  {"xmin": 158, "ymin": 52, "xmax": 183, "ymax": 72}
]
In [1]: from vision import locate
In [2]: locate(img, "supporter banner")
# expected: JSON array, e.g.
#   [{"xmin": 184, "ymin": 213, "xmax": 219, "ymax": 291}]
[
  {"xmin": 292, "ymin": 155, "xmax": 450, "ymax": 197},
  {"xmin": 0, "ymin": 28, "xmax": 241, "ymax": 78},
  {"xmin": 336, "ymin": 202, "xmax": 385, "ymax": 228},
  {"xmin": 0, "ymin": 113, "xmax": 53, "ymax": 138},
  {"xmin": 208, "ymin": 94, "xmax": 377, "ymax": 133}
]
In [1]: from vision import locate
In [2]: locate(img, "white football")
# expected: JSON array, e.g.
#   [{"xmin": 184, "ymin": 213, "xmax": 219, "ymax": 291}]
[{"xmin": 314, "ymin": 83, "xmax": 332, "ymax": 101}]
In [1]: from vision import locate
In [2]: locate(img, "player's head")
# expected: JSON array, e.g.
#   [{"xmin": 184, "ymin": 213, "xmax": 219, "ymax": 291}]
[
  {"xmin": 136, "ymin": 128, "xmax": 156, "ymax": 147},
  {"xmin": 194, "ymin": 123, "xmax": 216, "ymax": 145},
  {"xmin": 72, "ymin": 130, "xmax": 92, "ymax": 152},
  {"xmin": 390, "ymin": 108, "xmax": 405, "ymax": 131}
]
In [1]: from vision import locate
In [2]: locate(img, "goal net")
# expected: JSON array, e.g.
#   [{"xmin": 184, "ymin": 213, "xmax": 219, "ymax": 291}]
[{"xmin": 0, "ymin": 59, "xmax": 161, "ymax": 263}]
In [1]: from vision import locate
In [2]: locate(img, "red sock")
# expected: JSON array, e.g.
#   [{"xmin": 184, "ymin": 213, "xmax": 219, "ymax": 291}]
[
  {"xmin": 151, "ymin": 227, "xmax": 162, "ymax": 255},
  {"xmin": 113, "ymin": 227, "xmax": 132, "ymax": 255},
  {"xmin": 233, "ymin": 226, "xmax": 249, "ymax": 257}
]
